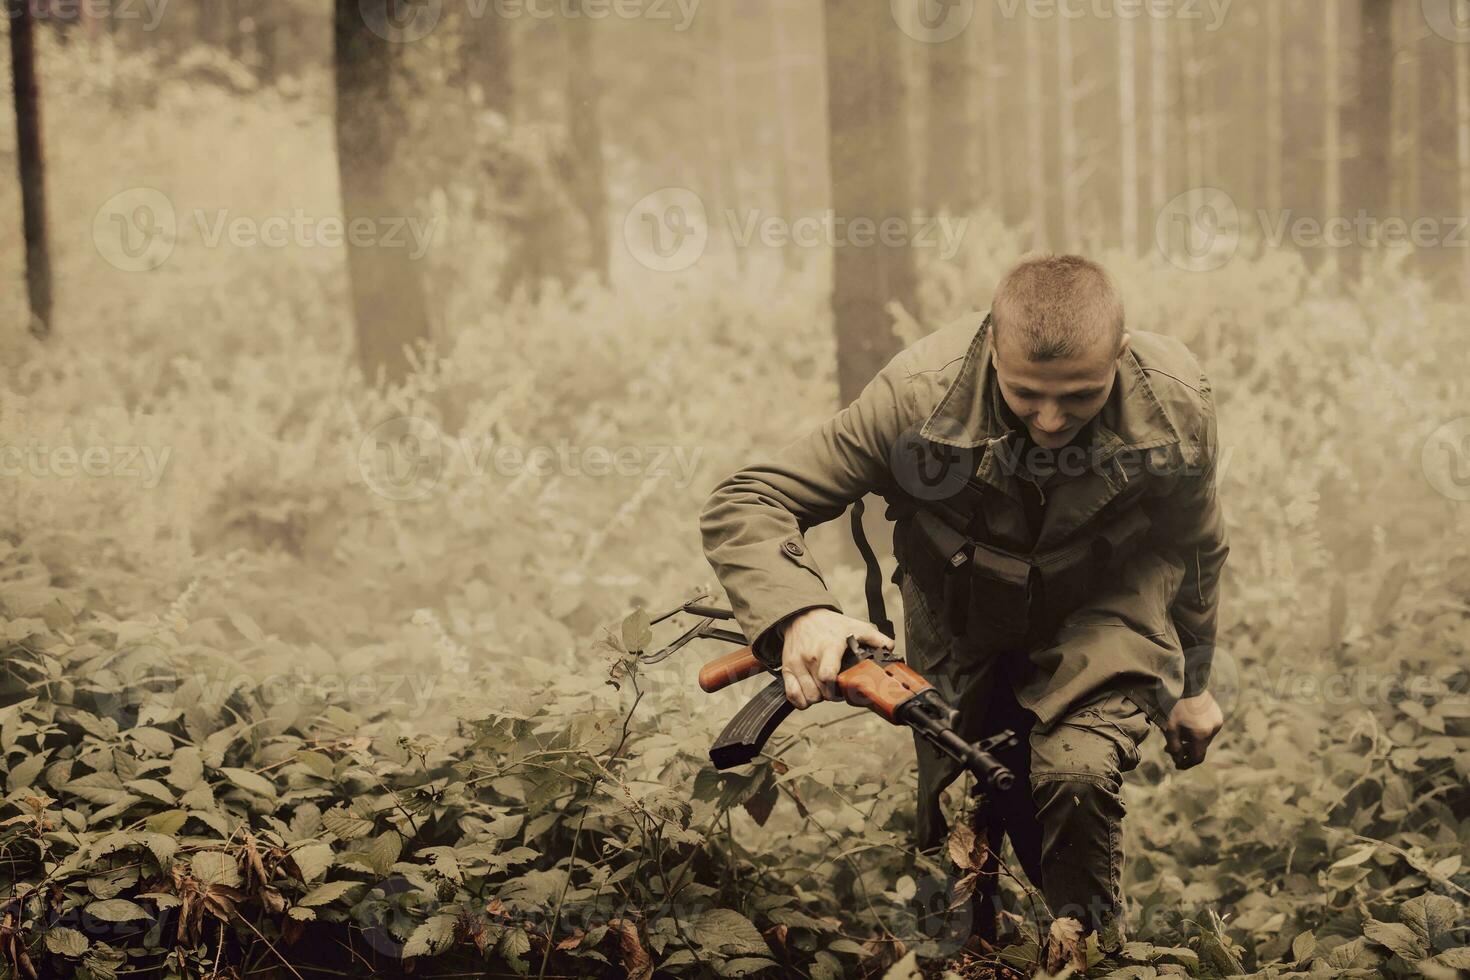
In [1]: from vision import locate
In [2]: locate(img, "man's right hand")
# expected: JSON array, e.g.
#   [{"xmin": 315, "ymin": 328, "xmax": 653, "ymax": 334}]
[{"xmin": 779, "ymin": 608, "xmax": 894, "ymax": 709}]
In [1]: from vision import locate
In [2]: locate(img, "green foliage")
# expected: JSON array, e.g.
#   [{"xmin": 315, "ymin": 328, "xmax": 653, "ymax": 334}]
[{"xmin": 2, "ymin": 63, "xmax": 1468, "ymax": 968}]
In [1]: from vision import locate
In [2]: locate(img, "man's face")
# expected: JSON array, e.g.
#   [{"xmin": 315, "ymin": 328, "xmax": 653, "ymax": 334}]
[{"xmin": 991, "ymin": 327, "xmax": 1130, "ymax": 450}]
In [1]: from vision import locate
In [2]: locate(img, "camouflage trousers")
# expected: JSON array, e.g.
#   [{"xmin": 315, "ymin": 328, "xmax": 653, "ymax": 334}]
[{"xmin": 900, "ymin": 574, "xmax": 1154, "ymax": 950}]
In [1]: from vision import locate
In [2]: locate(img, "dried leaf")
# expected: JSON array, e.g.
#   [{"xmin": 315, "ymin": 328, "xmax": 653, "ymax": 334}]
[
  {"xmin": 948, "ymin": 821, "xmax": 978, "ymax": 871},
  {"xmin": 1044, "ymin": 916, "xmax": 1086, "ymax": 974},
  {"xmin": 607, "ymin": 918, "xmax": 653, "ymax": 980}
]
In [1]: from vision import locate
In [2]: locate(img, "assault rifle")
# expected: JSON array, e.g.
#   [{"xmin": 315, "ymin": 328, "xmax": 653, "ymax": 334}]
[{"xmin": 643, "ymin": 592, "xmax": 1018, "ymax": 791}]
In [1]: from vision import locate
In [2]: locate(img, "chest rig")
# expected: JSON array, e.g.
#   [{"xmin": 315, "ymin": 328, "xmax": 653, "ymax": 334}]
[{"xmin": 853, "ymin": 462, "xmax": 1155, "ymax": 648}]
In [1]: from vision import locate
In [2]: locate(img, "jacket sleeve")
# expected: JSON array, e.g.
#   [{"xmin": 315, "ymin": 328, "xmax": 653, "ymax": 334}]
[
  {"xmin": 699, "ymin": 350, "xmax": 915, "ymax": 667},
  {"xmin": 1155, "ymin": 374, "xmax": 1229, "ymax": 698}
]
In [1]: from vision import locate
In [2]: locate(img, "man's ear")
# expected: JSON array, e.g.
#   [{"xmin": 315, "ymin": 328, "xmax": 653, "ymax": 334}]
[{"xmin": 1116, "ymin": 331, "xmax": 1132, "ymax": 361}]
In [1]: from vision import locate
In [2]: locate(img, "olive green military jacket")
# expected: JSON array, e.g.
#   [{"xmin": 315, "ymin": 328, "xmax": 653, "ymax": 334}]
[{"xmin": 698, "ymin": 312, "xmax": 1228, "ymax": 730}]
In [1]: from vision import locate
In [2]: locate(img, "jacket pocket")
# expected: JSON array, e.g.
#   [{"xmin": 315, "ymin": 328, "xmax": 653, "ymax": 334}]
[{"xmin": 1073, "ymin": 691, "xmax": 1151, "ymax": 773}]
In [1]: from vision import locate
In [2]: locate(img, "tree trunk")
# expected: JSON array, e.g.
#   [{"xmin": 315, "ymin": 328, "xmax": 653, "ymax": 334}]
[
  {"xmin": 1265, "ymin": 0, "xmax": 1283, "ymax": 215},
  {"xmin": 200, "ymin": 1, "xmax": 222, "ymax": 47},
  {"xmin": 1148, "ymin": 11, "xmax": 1169, "ymax": 228},
  {"xmin": 1118, "ymin": 15, "xmax": 1138, "ymax": 257},
  {"xmin": 1457, "ymin": 0, "xmax": 1470, "ymax": 296},
  {"xmin": 975, "ymin": 5, "xmax": 1006, "ymax": 224},
  {"xmin": 1025, "ymin": 12, "xmax": 1048, "ymax": 251},
  {"xmin": 566, "ymin": 0, "xmax": 609, "ymax": 285},
  {"xmin": 1238, "ymin": 10, "xmax": 1261, "ymax": 211},
  {"xmin": 1057, "ymin": 11, "xmax": 1078, "ymax": 253},
  {"xmin": 924, "ymin": 32, "xmax": 972, "ymax": 214},
  {"xmin": 1391, "ymin": 0, "xmax": 1420, "ymax": 218},
  {"xmin": 334, "ymin": 0, "xmax": 433, "ymax": 385},
  {"xmin": 1199, "ymin": 26, "xmax": 1217, "ymax": 188},
  {"xmin": 225, "ymin": 0, "xmax": 244, "ymax": 58},
  {"xmin": 1324, "ymin": 0, "xmax": 1342, "ymax": 277},
  {"xmin": 824, "ymin": 0, "xmax": 917, "ymax": 405},
  {"xmin": 1179, "ymin": 19, "xmax": 1204, "ymax": 194},
  {"xmin": 455, "ymin": 2, "xmax": 513, "ymax": 117},
  {"xmin": 1356, "ymin": 0, "xmax": 1393, "ymax": 222},
  {"xmin": 707, "ymin": 2, "xmax": 744, "ymax": 273},
  {"xmin": 769, "ymin": 0, "xmax": 801, "ymax": 271},
  {"xmin": 8, "ymin": 0, "xmax": 52, "ymax": 339}
]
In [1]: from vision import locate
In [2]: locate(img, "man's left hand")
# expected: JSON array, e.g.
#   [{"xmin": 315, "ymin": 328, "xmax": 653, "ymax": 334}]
[{"xmin": 1165, "ymin": 691, "xmax": 1222, "ymax": 769}]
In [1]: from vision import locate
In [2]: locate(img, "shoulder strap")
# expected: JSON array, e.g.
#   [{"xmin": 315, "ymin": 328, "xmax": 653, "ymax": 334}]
[{"xmin": 850, "ymin": 498, "xmax": 895, "ymax": 639}]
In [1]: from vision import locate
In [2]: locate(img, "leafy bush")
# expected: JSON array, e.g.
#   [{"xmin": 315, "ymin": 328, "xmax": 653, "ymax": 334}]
[{"xmin": 2, "ymin": 45, "xmax": 1467, "ymax": 977}]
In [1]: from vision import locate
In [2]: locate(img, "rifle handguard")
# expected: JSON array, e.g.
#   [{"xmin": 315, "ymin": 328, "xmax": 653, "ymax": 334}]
[
  {"xmin": 834, "ymin": 659, "xmax": 935, "ymax": 722},
  {"xmin": 698, "ymin": 647, "xmax": 765, "ymax": 692}
]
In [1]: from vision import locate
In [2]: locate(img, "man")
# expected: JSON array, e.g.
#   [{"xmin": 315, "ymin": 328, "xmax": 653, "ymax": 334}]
[{"xmin": 698, "ymin": 254, "xmax": 1229, "ymax": 950}]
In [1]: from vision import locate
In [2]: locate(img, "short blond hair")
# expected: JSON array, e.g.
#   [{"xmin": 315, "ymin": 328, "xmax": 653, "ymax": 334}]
[{"xmin": 991, "ymin": 254, "xmax": 1125, "ymax": 360}]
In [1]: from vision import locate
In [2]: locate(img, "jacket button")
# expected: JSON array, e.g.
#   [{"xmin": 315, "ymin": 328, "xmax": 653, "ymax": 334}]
[{"xmin": 783, "ymin": 541, "xmax": 804, "ymax": 557}]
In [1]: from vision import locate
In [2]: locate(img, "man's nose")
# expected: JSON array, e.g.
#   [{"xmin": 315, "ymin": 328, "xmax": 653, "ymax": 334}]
[{"xmin": 1035, "ymin": 405, "xmax": 1069, "ymax": 433}]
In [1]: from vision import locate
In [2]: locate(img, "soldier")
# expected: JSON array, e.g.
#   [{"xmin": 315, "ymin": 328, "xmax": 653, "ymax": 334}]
[{"xmin": 698, "ymin": 254, "xmax": 1228, "ymax": 952}]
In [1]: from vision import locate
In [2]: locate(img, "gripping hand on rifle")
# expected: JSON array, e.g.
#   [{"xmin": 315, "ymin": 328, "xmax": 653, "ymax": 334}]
[{"xmin": 777, "ymin": 608, "xmax": 894, "ymax": 709}]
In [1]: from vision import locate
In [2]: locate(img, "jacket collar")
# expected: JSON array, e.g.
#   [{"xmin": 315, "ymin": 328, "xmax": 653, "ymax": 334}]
[{"xmin": 917, "ymin": 311, "xmax": 1181, "ymax": 462}]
